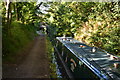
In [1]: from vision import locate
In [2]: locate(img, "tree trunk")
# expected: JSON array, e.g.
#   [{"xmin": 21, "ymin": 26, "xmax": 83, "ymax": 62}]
[
  {"xmin": 15, "ymin": 2, "xmax": 19, "ymax": 21},
  {"xmin": 9, "ymin": 2, "xmax": 12, "ymax": 26},
  {"xmin": 5, "ymin": 0, "xmax": 12, "ymax": 33},
  {"xmin": 5, "ymin": 0, "xmax": 10, "ymax": 22}
]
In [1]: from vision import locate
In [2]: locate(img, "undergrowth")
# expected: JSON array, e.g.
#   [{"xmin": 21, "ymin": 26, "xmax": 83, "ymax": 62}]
[
  {"xmin": 2, "ymin": 21, "xmax": 36, "ymax": 63},
  {"xmin": 46, "ymin": 37, "xmax": 58, "ymax": 78}
]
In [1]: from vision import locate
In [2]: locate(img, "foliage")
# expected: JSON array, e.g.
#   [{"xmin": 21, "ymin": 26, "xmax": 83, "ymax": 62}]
[
  {"xmin": 2, "ymin": 2, "xmax": 44, "ymax": 62},
  {"xmin": 45, "ymin": 2, "xmax": 96, "ymax": 37},
  {"xmin": 75, "ymin": 2, "xmax": 120, "ymax": 55},
  {"xmin": 44, "ymin": 2, "xmax": 120, "ymax": 55},
  {"xmin": 2, "ymin": 2, "xmax": 43, "ymax": 28},
  {"xmin": 46, "ymin": 37, "xmax": 58, "ymax": 78},
  {"xmin": 2, "ymin": 21, "xmax": 36, "ymax": 62}
]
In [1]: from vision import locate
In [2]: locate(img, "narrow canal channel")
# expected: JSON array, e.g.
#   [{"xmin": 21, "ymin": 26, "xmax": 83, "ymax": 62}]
[
  {"xmin": 51, "ymin": 52, "xmax": 62, "ymax": 78},
  {"xmin": 47, "ymin": 37, "xmax": 70, "ymax": 79}
]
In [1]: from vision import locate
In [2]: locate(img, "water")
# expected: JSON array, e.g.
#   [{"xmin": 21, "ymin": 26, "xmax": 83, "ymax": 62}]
[{"xmin": 52, "ymin": 52, "xmax": 62, "ymax": 78}]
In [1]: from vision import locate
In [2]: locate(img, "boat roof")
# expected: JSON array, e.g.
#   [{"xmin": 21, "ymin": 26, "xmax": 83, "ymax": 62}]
[{"xmin": 56, "ymin": 37, "xmax": 120, "ymax": 80}]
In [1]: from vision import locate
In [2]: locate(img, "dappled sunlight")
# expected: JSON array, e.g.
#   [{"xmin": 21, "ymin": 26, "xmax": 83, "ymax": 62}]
[{"xmin": 2, "ymin": 1, "xmax": 119, "ymax": 80}]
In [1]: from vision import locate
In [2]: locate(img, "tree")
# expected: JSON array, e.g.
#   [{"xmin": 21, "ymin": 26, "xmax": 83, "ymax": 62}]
[
  {"xmin": 4, "ymin": 0, "xmax": 12, "ymax": 31},
  {"xmin": 44, "ymin": 2, "xmax": 120, "ymax": 55}
]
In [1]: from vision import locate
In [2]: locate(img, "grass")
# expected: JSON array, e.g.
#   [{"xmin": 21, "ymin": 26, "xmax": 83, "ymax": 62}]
[
  {"xmin": 46, "ymin": 37, "xmax": 58, "ymax": 78},
  {"xmin": 2, "ymin": 21, "xmax": 37, "ymax": 63}
]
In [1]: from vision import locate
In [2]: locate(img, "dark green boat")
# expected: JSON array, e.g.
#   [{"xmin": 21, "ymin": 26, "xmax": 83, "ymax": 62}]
[{"xmin": 54, "ymin": 37, "xmax": 120, "ymax": 80}]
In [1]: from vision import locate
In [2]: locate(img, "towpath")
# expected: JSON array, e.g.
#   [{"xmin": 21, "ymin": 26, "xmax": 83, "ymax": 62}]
[{"xmin": 3, "ymin": 35, "xmax": 50, "ymax": 79}]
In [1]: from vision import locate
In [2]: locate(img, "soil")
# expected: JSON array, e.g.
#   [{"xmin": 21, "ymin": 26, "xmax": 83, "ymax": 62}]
[{"xmin": 2, "ymin": 36, "xmax": 50, "ymax": 79}]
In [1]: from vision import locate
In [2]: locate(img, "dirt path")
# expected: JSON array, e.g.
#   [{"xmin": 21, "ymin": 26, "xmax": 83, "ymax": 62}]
[{"xmin": 3, "ymin": 36, "xmax": 50, "ymax": 79}]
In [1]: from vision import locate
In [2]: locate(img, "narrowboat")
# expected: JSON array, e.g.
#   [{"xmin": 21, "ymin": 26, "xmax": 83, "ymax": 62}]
[{"xmin": 54, "ymin": 37, "xmax": 120, "ymax": 80}]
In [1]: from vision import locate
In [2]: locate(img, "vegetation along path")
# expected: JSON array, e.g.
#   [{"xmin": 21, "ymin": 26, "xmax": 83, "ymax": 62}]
[{"xmin": 3, "ymin": 36, "xmax": 50, "ymax": 78}]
